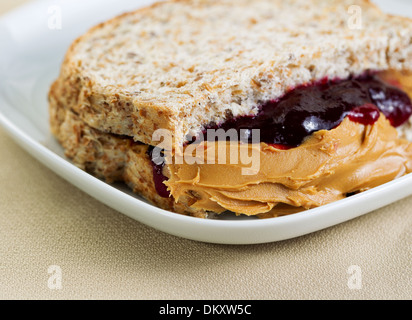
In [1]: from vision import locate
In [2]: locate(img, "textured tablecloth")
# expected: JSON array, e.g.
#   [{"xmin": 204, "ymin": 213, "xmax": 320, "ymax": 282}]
[{"xmin": 0, "ymin": 0, "xmax": 411, "ymax": 300}]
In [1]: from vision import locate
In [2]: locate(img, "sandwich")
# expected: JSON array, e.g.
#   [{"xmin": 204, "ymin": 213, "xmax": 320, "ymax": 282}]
[{"xmin": 49, "ymin": 0, "xmax": 412, "ymax": 219}]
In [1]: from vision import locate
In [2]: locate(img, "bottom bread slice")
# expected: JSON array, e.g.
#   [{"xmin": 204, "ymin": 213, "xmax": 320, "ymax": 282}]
[{"xmin": 49, "ymin": 101, "xmax": 207, "ymax": 218}]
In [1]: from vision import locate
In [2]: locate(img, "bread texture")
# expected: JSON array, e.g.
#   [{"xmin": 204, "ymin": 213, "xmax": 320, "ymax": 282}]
[
  {"xmin": 50, "ymin": 101, "xmax": 207, "ymax": 217},
  {"xmin": 49, "ymin": 0, "xmax": 412, "ymax": 146}
]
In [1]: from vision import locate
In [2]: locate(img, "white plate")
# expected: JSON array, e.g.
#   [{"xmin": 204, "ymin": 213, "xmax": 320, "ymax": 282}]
[{"xmin": 1, "ymin": 0, "xmax": 411, "ymax": 245}]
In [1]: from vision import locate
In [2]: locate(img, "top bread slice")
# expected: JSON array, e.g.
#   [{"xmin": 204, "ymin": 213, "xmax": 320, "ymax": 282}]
[{"xmin": 49, "ymin": 0, "xmax": 412, "ymax": 146}]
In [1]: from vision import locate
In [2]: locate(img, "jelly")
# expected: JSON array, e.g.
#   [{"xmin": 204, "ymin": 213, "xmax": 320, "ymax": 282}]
[
  {"xmin": 210, "ymin": 74, "xmax": 412, "ymax": 147},
  {"xmin": 147, "ymin": 147, "xmax": 170, "ymax": 198}
]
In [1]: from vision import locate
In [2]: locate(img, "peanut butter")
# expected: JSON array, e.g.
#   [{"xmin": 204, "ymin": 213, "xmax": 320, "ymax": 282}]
[{"xmin": 164, "ymin": 115, "xmax": 412, "ymax": 217}]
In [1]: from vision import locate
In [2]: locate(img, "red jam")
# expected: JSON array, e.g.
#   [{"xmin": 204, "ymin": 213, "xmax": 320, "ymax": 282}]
[
  {"xmin": 209, "ymin": 73, "xmax": 412, "ymax": 147},
  {"xmin": 148, "ymin": 148, "xmax": 170, "ymax": 198},
  {"xmin": 347, "ymin": 103, "xmax": 381, "ymax": 125}
]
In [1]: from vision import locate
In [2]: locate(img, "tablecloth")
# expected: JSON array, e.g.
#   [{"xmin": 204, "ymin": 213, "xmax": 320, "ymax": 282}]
[{"xmin": 0, "ymin": 0, "xmax": 410, "ymax": 300}]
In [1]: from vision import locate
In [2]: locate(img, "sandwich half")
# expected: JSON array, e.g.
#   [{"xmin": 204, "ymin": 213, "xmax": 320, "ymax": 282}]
[{"xmin": 49, "ymin": 0, "xmax": 412, "ymax": 218}]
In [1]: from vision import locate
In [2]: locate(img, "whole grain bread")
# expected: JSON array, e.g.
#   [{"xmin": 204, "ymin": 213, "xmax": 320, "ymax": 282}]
[
  {"xmin": 49, "ymin": 0, "xmax": 412, "ymax": 146},
  {"xmin": 50, "ymin": 100, "xmax": 207, "ymax": 217}
]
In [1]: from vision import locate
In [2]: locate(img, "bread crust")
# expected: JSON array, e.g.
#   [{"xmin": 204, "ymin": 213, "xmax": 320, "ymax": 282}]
[
  {"xmin": 50, "ymin": 100, "xmax": 207, "ymax": 218},
  {"xmin": 49, "ymin": 0, "xmax": 412, "ymax": 146}
]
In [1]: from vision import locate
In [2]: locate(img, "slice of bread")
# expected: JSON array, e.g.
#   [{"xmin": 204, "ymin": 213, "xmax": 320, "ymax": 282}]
[
  {"xmin": 49, "ymin": 0, "xmax": 412, "ymax": 146},
  {"xmin": 50, "ymin": 100, "xmax": 207, "ymax": 217}
]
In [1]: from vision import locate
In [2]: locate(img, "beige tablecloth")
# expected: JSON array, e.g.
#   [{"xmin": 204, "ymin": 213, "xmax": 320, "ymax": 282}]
[{"xmin": 0, "ymin": 0, "xmax": 411, "ymax": 300}]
